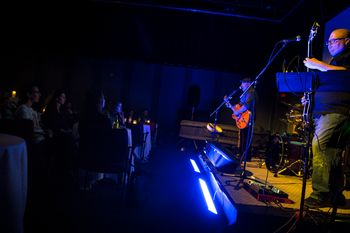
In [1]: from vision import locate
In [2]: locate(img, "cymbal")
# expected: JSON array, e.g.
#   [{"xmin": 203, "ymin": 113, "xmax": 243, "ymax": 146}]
[
  {"xmin": 280, "ymin": 101, "xmax": 293, "ymax": 107},
  {"xmin": 206, "ymin": 123, "xmax": 223, "ymax": 133},
  {"xmin": 281, "ymin": 101, "xmax": 303, "ymax": 110}
]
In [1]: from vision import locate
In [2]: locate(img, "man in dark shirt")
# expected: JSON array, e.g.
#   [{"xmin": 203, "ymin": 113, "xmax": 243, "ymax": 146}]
[
  {"xmin": 225, "ymin": 77, "xmax": 256, "ymax": 162},
  {"xmin": 302, "ymin": 28, "xmax": 350, "ymax": 208}
]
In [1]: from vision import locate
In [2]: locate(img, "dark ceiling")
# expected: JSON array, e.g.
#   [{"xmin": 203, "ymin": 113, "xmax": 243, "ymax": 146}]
[
  {"xmin": 1, "ymin": 1, "xmax": 349, "ymax": 74},
  {"xmin": 93, "ymin": 0, "xmax": 348, "ymax": 23}
]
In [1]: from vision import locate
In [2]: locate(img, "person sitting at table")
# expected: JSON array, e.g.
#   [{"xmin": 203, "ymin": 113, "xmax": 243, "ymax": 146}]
[
  {"xmin": 79, "ymin": 88, "xmax": 111, "ymax": 135},
  {"xmin": 114, "ymin": 101, "xmax": 126, "ymax": 128},
  {"xmin": 126, "ymin": 109, "xmax": 137, "ymax": 127},
  {"xmin": 41, "ymin": 89, "xmax": 76, "ymax": 175},
  {"xmin": 15, "ymin": 85, "xmax": 46, "ymax": 144},
  {"xmin": 106, "ymin": 101, "xmax": 126, "ymax": 129},
  {"xmin": 78, "ymin": 88, "xmax": 114, "ymax": 190},
  {"xmin": 15, "ymin": 84, "xmax": 50, "ymax": 231},
  {"xmin": 42, "ymin": 89, "xmax": 73, "ymax": 137},
  {"xmin": 139, "ymin": 108, "xmax": 151, "ymax": 124},
  {"xmin": 0, "ymin": 90, "xmax": 18, "ymax": 120}
]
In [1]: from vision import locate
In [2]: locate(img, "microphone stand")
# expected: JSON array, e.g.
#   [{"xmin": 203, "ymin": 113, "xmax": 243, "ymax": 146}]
[{"xmin": 209, "ymin": 88, "xmax": 240, "ymax": 141}]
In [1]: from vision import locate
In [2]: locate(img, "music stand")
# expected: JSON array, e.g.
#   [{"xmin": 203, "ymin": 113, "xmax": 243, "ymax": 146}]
[{"xmin": 275, "ymin": 71, "xmax": 316, "ymax": 222}]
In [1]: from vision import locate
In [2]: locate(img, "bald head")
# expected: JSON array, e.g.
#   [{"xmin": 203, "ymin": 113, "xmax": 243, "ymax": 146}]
[
  {"xmin": 331, "ymin": 28, "xmax": 350, "ymax": 39},
  {"xmin": 327, "ymin": 28, "xmax": 350, "ymax": 56}
]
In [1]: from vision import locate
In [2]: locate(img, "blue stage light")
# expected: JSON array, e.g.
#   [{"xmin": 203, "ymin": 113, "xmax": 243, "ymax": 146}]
[
  {"xmin": 199, "ymin": 178, "xmax": 217, "ymax": 214},
  {"xmin": 190, "ymin": 159, "xmax": 200, "ymax": 173}
]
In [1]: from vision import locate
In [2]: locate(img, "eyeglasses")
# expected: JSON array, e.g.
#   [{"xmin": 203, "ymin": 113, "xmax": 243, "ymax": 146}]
[{"xmin": 325, "ymin": 37, "xmax": 348, "ymax": 46}]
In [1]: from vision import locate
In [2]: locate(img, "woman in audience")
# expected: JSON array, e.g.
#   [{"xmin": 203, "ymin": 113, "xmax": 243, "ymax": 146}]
[
  {"xmin": 111, "ymin": 101, "xmax": 126, "ymax": 128},
  {"xmin": 79, "ymin": 88, "xmax": 111, "ymax": 135},
  {"xmin": 78, "ymin": 88, "xmax": 112, "ymax": 190},
  {"xmin": 41, "ymin": 89, "xmax": 76, "ymax": 175},
  {"xmin": 42, "ymin": 89, "xmax": 72, "ymax": 136}
]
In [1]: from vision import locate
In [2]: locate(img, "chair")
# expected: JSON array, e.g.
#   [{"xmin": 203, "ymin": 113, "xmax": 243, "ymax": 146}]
[
  {"xmin": 130, "ymin": 124, "xmax": 149, "ymax": 161},
  {"xmin": 78, "ymin": 127, "xmax": 131, "ymax": 201}
]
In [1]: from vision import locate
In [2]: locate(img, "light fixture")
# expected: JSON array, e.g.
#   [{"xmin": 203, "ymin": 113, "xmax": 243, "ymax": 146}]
[
  {"xmin": 199, "ymin": 178, "xmax": 217, "ymax": 214},
  {"xmin": 190, "ymin": 159, "xmax": 200, "ymax": 173}
]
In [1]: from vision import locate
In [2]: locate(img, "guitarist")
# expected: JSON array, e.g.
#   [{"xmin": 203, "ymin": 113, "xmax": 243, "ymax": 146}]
[{"xmin": 225, "ymin": 77, "xmax": 256, "ymax": 162}]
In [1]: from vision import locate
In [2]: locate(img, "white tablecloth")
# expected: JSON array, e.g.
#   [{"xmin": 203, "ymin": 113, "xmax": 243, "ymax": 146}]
[
  {"xmin": 0, "ymin": 133, "xmax": 28, "ymax": 233},
  {"xmin": 133, "ymin": 124, "xmax": 152, "ymax": 160}
]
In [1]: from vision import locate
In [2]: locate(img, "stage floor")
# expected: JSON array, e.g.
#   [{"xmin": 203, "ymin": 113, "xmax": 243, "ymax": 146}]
[{"xmin": 200, "ymin": 154, "xmax": 350, "ymax": 220}]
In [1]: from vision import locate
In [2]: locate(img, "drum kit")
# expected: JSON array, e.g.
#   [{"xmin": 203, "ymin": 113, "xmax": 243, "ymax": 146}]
[
  {"xmin": 281, "ymin": 102, "xmax": 304, "ymax": 135},
  {"xmin": 265, "ymin": 102, "xmax": 311, "ymax": 177}
]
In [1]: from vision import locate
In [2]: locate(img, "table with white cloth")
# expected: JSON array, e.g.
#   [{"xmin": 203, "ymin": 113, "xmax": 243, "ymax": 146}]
[
  {"xmin": 0, "ymin": 133, "xmax": 28, "ymax": 233},
  {"xmin": 133, "ymin": 124, "xmax": 152, "ymax": 161},
  {"xmin": 125, "ymin": 128, "xmax": 134, "ymax": 173}
]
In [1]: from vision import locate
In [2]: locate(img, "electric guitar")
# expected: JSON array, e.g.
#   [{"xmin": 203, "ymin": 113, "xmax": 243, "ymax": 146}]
[{"xmin": 224, "ymin": 97, "xmax": 251, "ymax": 129}]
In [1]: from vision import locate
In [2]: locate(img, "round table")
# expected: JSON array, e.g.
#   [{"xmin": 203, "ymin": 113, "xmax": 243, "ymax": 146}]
[{"xmin": 0, "ymin": 133, "xmax": 28, "ymax": 233}]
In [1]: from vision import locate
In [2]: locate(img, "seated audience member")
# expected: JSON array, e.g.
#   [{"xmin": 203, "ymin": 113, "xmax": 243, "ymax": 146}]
[
  {"xmin": 105, "ymin": 100, "xmax": 126, "ymax": 128},
  {"xmin": 140, "ymin": 108, "xmax": 151, "ymax": 124},
  {"xmin": 62, "ymin": 101, "xmax": 79, "ymax": 127},
  {"xmin": 140, "ymin": 108, "xmax": 158, "ymax": 146},
  {"xmin": 126, "ymin": 109, "xmax": 137, "ymax": 127},
  {"xmin": 42, "ymin": 89, "xmax": 72, "ymax": 136},
  {"xmin": 41, "ymin": 89, "xmax": 76, "ymax": 173},
  {"xmin": 113, "ymin": 101, "xmax": 126, "ymax": 128},
  {"xmin": 15, "ymin": 85, "xmax": 46, "ymax": 144},
  {"xmin": 78, "ymin": 88, "xmax": 113, "ymax": 189},
  {"xmin": 0, "ymin": 90, "xmax": 18, "ymax": 120},
  {"xmin": 15, "ymin": 85, "xmax": 49, "ymax": 227},
  {"xmin": 79, "ymin": 88, "xmax": 111, "ymax": 134}
]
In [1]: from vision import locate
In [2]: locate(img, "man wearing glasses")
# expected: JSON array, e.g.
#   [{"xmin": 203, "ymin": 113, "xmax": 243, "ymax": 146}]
[{"xmin": 302, "ymin": 28, "xmax": 350, "ymax": 208}]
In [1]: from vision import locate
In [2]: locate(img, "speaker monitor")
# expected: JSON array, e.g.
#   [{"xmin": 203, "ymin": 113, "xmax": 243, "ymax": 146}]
[{"xmin": 204, "ymin": 142, "xmax": 240, "ymax": 173}]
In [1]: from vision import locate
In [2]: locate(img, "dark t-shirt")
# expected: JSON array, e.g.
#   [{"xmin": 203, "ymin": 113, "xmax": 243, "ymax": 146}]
[{"xmin": 313, "ymin": 48, "xmax": 350, "ymax": 115}]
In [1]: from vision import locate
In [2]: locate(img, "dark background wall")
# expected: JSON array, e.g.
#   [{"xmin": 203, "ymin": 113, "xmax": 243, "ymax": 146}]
[{"xmin": 1, "ymin": 1, "xmax": 349, "ymax": 138}]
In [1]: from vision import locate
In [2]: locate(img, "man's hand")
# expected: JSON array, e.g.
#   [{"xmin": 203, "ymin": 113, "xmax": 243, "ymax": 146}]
[
  {"xmin": 301, "ymin": 95, "xmax": 307, "ymax": 106},
  {"xmin": 303, "ymin": 57, "xmax": 347, "ymax": 71},
  {"xmin": 223, "ymin": 95, "xmax": 231, "ymax": 108},
  {"xmin": 303, "ymin": 58, "xmax": 327, "ymax": 71},
  {"xmin": 232, "ymin": 109, "xmax": 239, "ymax": 116}
]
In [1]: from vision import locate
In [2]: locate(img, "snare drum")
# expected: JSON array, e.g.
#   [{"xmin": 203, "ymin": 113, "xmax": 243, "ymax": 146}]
[{"xmin": 265, "ymin": 134, "xmax": 305, "ymax": 176}]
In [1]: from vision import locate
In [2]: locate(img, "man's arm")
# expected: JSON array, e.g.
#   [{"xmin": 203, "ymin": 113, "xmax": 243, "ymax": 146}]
[{"xmin": 303, "ymin": 57, "xmax": 347, "ymax": 71}]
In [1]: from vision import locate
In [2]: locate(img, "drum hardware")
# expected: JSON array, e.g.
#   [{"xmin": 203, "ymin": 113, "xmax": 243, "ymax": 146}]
[
  {"xmin": 265, "ymin": 134, "xmax": 308, "ymax": 177},
  {"xmin": 277, "ymin": 159, "xmax": 304, "ymax": 177}
]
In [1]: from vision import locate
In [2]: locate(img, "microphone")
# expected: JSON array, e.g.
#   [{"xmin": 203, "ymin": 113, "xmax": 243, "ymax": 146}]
[{"xmin": 279, "ymin": 35, "xmax": 301, "ymax": 43}]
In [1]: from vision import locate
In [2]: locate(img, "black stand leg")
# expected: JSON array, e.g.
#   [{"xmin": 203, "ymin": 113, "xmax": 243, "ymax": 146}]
[
  {"xmin": 298, "ymin": 124, "xmax": 311, "ymax": 221},
  {"xmin": 233, "ymin": 110, "xmax": 255, "ymax": 189},
  {"xmin": 298, "ymin": 91, "xmax": 313, "ymax": 222}
]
